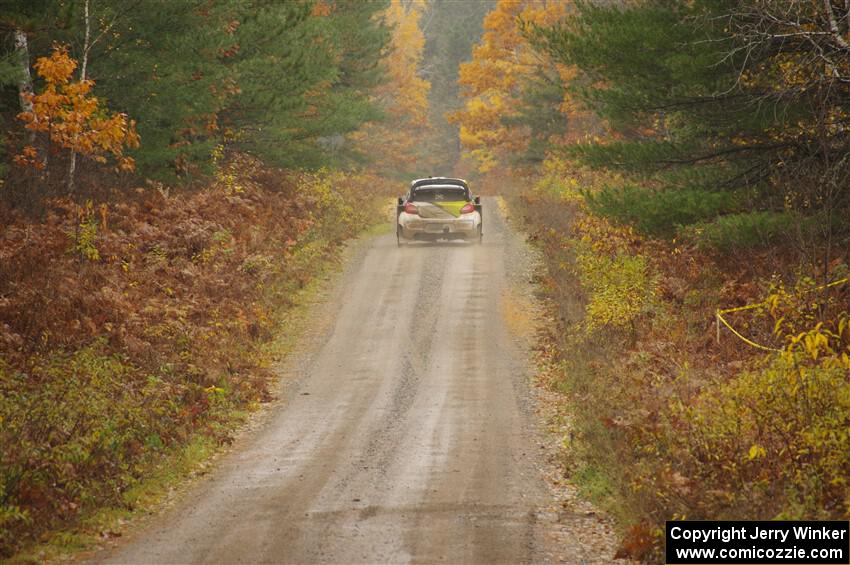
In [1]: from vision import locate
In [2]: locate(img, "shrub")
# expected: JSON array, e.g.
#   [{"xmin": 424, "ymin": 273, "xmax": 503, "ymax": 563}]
[
  {"xmin": 574, "ymin": 240, "xmax": 658, "ymax": 335},
  {"xmin": 584, "ymin": 184, "xmax": 734, "ymax": 237},
  {"xmin": 0, "ymin": 343, "xmax": 149, "ymax": 549},
  {"xmin": 666, "ymin": 347, "xmax": 850, "ymax": 520},
  {"xmin": 681, "ymin": 211, "xmax": 798, "ymax": 251}
]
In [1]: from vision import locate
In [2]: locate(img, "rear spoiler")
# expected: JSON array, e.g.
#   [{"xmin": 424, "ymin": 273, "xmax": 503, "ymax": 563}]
[{"xmin": 410, "ymin": 178, "xmax": 469, "ymax": 191}]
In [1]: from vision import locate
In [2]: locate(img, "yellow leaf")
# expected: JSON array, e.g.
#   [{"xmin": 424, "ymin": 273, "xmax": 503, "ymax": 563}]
[{"xmin": 748, "ymin": 444, "xmax": 766, "ymax": 460}]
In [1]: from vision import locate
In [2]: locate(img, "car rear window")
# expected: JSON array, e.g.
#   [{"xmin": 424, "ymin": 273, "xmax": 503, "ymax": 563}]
[{"xmin": 412, "ymin": 187, "xmax": 468, "ymax": 202}]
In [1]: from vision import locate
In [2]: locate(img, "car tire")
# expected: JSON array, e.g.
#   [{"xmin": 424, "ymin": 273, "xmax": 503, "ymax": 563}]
[
  {"xmin": 475, "ymin": 225, "xmax": 483, "ymax": 245},
  {"xmin": 396, "ymin": 225, "xmax": 405, "ymax": 247}
]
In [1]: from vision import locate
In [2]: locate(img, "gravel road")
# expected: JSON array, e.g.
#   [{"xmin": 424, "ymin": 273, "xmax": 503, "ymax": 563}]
[{"xmin": 92, "ymin": 199, "xmax": 622, "ymax": 564}]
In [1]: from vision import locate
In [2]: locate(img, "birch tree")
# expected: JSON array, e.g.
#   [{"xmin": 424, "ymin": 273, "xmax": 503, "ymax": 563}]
[{"xmin": 66, "ymin": 0, "xmax": 91, "ymax": 194}]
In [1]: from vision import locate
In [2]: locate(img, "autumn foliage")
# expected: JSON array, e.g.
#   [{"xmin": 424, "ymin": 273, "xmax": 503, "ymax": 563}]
[
  {"xmin": 15, "ymin": 46, "xmax": 139, "ymax": 173},
  {"xmin": 513, "ymin": 156, "xmax": 850, "ymax": 562},
  {"xmin": 350, "ymin": 0, "xmax": 431, "ymax": 173},
  {"xmin": 3, "ymin": 0, "xmax": 848, "ymax": 561},
  {"xmin": 0, "ymin": 158, "xmax": 391, "ymax": 556},
  {"xmin": 449, "ymin": 0, "xmax": 570, "ymax": 172}
]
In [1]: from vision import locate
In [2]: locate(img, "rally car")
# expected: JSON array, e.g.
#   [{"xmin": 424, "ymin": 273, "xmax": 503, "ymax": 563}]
[{"xmin": 396, "ymin": 177, "xmax": 482, "ymax": 246}]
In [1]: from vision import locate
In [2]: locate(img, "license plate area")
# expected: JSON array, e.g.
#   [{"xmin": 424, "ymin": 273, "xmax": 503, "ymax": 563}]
[{"xmin": 425, "ymin": 223, "xmax": 450, "ymax": 233}]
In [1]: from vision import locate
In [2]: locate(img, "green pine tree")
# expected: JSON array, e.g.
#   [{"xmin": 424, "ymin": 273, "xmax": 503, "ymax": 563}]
[
  {"xmin": 2, "ymin": 0, "xmax": 391, "ymax": 183},
  {"xmin": 533, "ymin": 0, "xmax": 850, "ymax": 247}
]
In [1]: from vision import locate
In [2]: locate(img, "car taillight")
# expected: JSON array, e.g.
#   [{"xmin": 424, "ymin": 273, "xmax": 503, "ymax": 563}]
[
  {"xmin": 460, "ymin": 202, "xmax": 475, "ymax": 214},
  {"xmin": 404, "ymin": 202, "xmax": 419, "ymax": 215}
]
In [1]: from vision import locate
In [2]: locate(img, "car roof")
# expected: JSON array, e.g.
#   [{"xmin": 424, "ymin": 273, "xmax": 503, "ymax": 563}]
[{"xmin": 410, "ymin": 177, "xmax": 469, "ymax": 190}]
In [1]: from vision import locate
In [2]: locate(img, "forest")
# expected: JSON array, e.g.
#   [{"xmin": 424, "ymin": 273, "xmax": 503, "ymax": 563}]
[{"xmin": 1, "ymin": 0, "xmax": 849, "ymax": 562}]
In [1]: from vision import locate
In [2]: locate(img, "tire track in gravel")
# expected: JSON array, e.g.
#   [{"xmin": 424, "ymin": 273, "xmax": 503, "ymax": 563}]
[{"xmin": 89, "ymin": 198, "xmax": 624, "ymax": 564}]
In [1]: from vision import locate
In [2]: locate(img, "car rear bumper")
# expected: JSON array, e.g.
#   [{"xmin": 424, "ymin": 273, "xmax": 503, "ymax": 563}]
[{"xmin": 398, "ymin": 213, "xmax": 480, "ymax": 240}]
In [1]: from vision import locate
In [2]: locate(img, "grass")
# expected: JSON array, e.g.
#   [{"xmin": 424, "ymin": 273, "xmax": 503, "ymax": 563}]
[
  {"xmin": 573, "ymin": 463, "xmax": 617, "ymax": 510},
  {"xmin": 7, "ymin": 435, "xmax": 217, "ymax": 564}
]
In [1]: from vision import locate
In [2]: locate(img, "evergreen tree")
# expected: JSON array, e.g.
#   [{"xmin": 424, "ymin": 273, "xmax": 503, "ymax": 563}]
[
  {"xmin": 534, "ymin": 0, "xmax": 850, "ymax": 243},
  {"xmin": 420, "ymin": 0, "xmax": 491, "ymax": 173},
  {"xmin": 502, "ymin": 65, "xmax": 568, "ymax": 166},
  {"xmin": 222, "ymin": 0, "xmax": 389, "ymax": 168},
  {"xmin": 81, "ymin": 0, "xmax": 226, "ymax": 180},
  {"xmin": 1, "ymin": 0, "xmax": 390, "ymax": 183}
]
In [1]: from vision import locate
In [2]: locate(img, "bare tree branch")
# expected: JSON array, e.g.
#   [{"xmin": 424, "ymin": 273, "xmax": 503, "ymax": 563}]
[{"xmin": 822, "ymin": 0, "xmax": 850, "ymax": 51}]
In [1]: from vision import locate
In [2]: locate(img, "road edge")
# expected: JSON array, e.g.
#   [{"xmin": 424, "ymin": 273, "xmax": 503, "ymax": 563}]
[
  {"xmin": 12, "ymin": 218, "xmax": 392, "ymax": 565},
  {"xmin": 495, "ymin": 195, "xmax": 631, "ymax": 564}
]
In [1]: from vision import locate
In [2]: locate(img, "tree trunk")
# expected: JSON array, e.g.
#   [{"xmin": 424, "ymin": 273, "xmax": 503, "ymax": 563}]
[
  {"xmin": 14, "ymin": 29, "xmax": 35, "ymax": 143},
  {"xmin": 68, "ymin": 0, "xmax": 92, "ymax": 196}
]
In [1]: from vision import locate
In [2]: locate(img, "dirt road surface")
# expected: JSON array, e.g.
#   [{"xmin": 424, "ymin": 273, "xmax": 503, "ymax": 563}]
[{"xmin": 92, "ymin": 200, "xmax": 621, "ymax": 564}]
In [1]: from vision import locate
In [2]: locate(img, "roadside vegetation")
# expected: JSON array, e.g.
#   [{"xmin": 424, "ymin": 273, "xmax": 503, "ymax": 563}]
[
  {"xmin": 0, "ymin": 162, "xmax": 391, "ymax": 554},
  {"xmin": 454, "ymin": 1, "xmax": 850, "ymax": 562}
]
